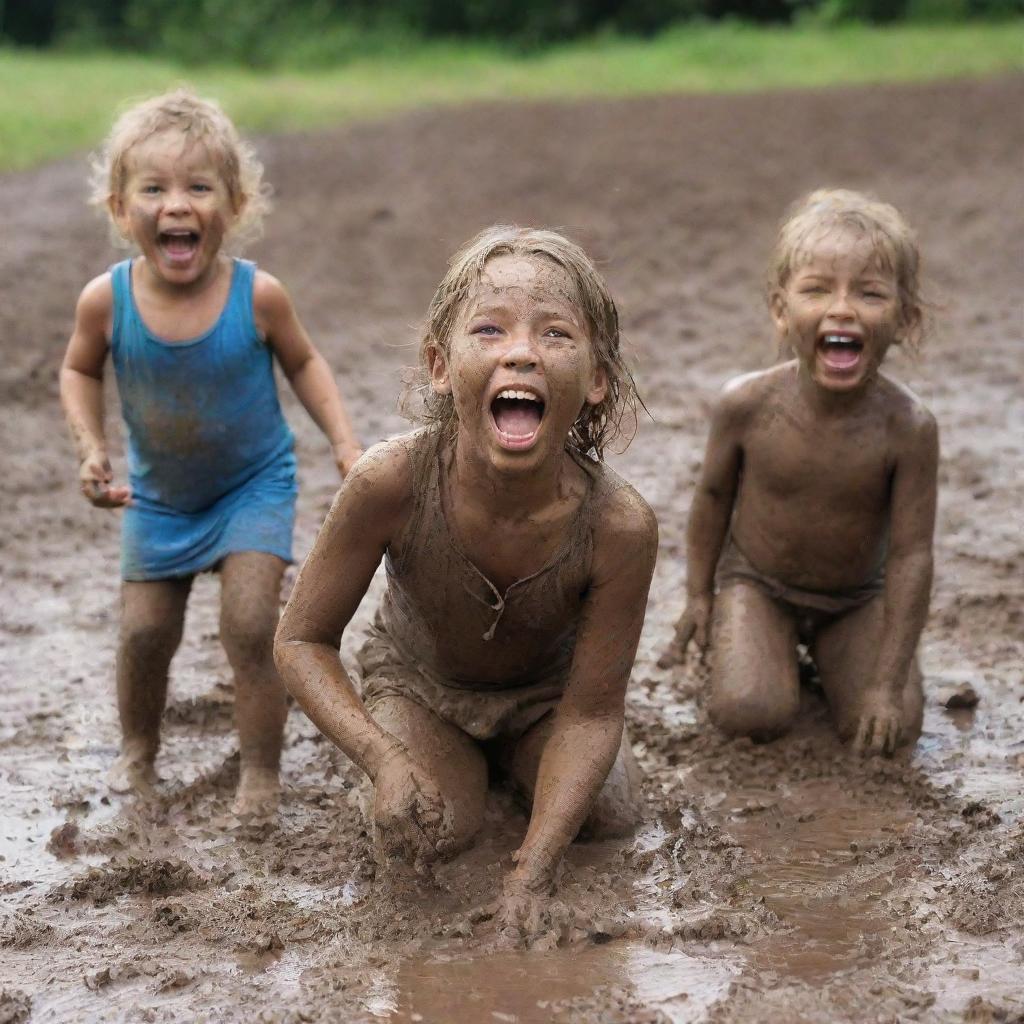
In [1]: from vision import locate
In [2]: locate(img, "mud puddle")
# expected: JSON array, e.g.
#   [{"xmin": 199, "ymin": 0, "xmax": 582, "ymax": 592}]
[{"xmin": 385, "ymin": 942, "xmax": 738, "ymax": 1023}]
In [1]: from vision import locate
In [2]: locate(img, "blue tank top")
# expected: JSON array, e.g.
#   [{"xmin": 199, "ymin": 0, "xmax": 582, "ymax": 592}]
[{"xmin": 110, "ymin": 258, "xmax": 295, "ymax": 514}]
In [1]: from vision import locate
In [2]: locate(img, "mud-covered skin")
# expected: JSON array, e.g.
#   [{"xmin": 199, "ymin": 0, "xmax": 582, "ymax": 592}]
[
  {"xmin": 3, "ymin": 77, "xmax": 1023, "ymax": 1021},
  {"xmin": 663, "ymin": 225, "xmax": 938, "ymax": 756},
  {"xmin": 277, "ymin": 254, "xmax": 658, "ymax": 919}
]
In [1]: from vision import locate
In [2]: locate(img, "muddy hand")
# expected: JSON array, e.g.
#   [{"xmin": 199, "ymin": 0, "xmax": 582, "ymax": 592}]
[
  {"xmin": 657, "ymin": 595, "xmax": 712, "ymax": 669},
  {"xmin": 498, "ymin": 868, "xmax": 559, "ymax": 943},
  {"xmin": 852, "ymin": 689, "xmax": 903, "ymax": 756},
  {"xmin": 79, "ymin": 451, "xmax": 131, "ymax": 508},
  {"xmin": 373, "ymin": 748, "xmax": 455, "ymax": 870}
]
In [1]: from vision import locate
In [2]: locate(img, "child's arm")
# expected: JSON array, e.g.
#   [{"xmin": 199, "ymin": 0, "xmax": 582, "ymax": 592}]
[
  {"xmin": 854, "ymin": 407, "xmax": 938, "ymax": 755},
  {"xmin": 254, "ymin": 272, "xmax": 363, "ymax": 478},
  {"xmin": 658, "ymin": 383, "xmax": 746, "ymax": 667},
  {"xmin": 504, "ymin": 488, "xmax": 657, "ymax": 912},
  {"xmin": 59, "ymin": 275, "xmax": 131, "ymax": 508},
  {"xmin": 274, "ymin": 443, "xmax": 453, "ymax": 863}
]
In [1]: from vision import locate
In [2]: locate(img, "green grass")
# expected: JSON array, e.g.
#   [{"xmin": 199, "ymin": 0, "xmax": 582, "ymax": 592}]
[{"xmin": 2, "ymin": 21, "xmax": 1022, "ymax": 172}]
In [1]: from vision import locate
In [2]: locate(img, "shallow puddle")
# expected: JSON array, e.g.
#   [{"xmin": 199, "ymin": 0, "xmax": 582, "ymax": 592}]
[{"xmin": 384, "ymin": 941, "xmax": 739, "ymax": 1023}]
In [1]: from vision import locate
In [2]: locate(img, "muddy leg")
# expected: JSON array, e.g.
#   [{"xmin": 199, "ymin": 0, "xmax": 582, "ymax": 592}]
[
  {"xmin": 112, "ymin": 577, "xmax": 192, "ymax": 793},
  {"xmin": 219, "ymin": 551, "xmax": 288, "ymax": 816},
  {"xmin": 503, "ymin": 715, "xmax": 643, "ymax": 840},
  {"xmin": 709, "ymin": 583, "xmax": 800, "ymax": 741},
  {"xmin": 813, "ymin": 596, "xmax": 924, "ymax": 749},
  {"xmin": 368, "ymin": 695, "xmax": 488, "ymax": 861}
]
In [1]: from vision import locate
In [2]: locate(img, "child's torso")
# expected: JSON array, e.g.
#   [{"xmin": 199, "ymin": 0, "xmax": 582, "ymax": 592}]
[
  {"xmin": 378, "ymin": 430, "xmax": 618, "ymax": 689},
  {"xmin": 110, "ymin": 257, "xmax": 294, "ymax": 513},
  {"xmin": 731, "ymin": 370, "xmax": 896, "ymax": 590}
]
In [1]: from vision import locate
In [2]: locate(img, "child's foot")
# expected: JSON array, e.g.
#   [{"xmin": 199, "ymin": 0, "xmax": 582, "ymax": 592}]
[
  {"xmin": 107, "ymin": 752, "xmax": 158, "ymax": 795},
  {"xmin": 232, "ymin": 768, "xmax": 280, "ymax": 818}
]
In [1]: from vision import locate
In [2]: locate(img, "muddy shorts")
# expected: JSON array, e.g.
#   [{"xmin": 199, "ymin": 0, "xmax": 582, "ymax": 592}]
[
  {"xmin": 716, "ymin": 537, "xmax": 884, "ymax": 637},
  {"xmin": 355, "ymin": 625, "xmax": 564, "ymax": 742}
]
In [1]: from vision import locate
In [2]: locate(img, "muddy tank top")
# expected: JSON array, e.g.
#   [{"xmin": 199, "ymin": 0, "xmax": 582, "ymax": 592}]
[
  {"xmin": 378, "ymin": 429, "xmax": 630, "ymax": 689},
  {"xmin": 109, "ymin": 258, "xmax": 295, "ymax": 513}
]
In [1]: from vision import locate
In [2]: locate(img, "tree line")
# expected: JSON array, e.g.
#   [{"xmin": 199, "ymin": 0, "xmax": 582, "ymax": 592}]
[{"xmin": 3, "ymin": 0, "xmax": 1020, "ymax": 64}]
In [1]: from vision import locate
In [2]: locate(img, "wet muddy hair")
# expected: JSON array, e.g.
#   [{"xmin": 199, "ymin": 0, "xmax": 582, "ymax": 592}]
[
  {"xmin": 90, "ymin": 87, "xmax": 269, "ymax": 248},
  {"xmin": 405, "ymin": 225, "xmax": 639, "ymax": 460},
  {"xmin": 770, "ymin": 188, "xmax": 925, "ymax": 350}
]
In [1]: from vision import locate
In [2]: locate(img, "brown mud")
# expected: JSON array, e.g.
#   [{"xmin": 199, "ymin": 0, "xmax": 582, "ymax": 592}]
[{"xmin": 2, "ymin": 76, "xmax": 1023, "ymax": 1022}]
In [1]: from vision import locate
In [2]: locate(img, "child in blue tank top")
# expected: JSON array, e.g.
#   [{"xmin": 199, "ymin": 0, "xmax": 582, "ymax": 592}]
[{"xmin": 60, "ymin": 89, "xmax": 363, "ymax": 816}]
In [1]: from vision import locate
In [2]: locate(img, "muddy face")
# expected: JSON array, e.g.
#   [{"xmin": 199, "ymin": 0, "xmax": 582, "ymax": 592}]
[
  {"xmin": 772, "ymin": 228, "xmax": 906, "ymax": 394},
  {"xmin": 110, "ymin": 129, "xmax": 238, "ymax": 294},
  {"xmin": 429, "ymin": 254, "xmax": 607, "ymax": 474}
]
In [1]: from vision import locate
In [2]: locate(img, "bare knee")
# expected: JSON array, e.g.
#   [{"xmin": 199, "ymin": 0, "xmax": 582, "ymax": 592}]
[
  {"xmin": 709, "ymin": 686, "xmax": 799, "ymax": 741},
  {"xmin": 120, "ymin": 616, "xmax": 183, "ymax": 665},
  {"xmin": 221, "ymin": 604, "xmax": 276, "ymax": 671}
]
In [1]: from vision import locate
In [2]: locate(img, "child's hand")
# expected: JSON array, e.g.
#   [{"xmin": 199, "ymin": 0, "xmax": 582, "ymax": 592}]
[
  {"xmin": 373, "ymin": 746, "xmax": 454, "ymax": 870},
  {"xmin": 78, "ymin": 450, "xmax": 132, "ymax": 508},
  {"xmin": 852, "ymin": 688, "xmax": 904, "ymax": 756},
  {"xmin": 332, "ymin": 441, "xmax": 364, "ymax": 480},
  {"xmin": 657, "ymin": 594, "xmax": 713, "ymax": 669},
  {"xmin": 498, "ymin": 867, "xmax": 558, "ymax": 943}
]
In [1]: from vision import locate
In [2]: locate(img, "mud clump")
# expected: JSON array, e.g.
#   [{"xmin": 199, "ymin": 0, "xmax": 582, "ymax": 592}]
[
  {"xmin": 0, "ymin": 990, "xmax": 31, "ymax": 1024},
  {"xmin": 47, "ymin": 857, "xmax": 212, "ymax": 906}
]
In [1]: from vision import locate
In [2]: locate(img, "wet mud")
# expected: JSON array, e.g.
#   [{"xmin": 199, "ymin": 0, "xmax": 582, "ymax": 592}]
[{"xmin": 2, "ymin": 75, "xmax": 1023, "ymax": 1021}]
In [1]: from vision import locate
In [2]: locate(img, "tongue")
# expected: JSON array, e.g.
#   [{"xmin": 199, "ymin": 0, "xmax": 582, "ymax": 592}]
[
  {"xmin": 164, "ymin": 235, "xmax": 195, "ymax": 255},
  {"xmin": 493, "ymin": 399, "xmax": 542, "ymax": 437},
  {"xmin": 822, "ymin": 346, "xmax": 860, "ymax": 370}
]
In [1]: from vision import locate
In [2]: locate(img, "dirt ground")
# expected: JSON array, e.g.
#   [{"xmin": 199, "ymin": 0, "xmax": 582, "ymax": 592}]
[{"xmin": 1, "ymin": 75, "xmax": 1022, "ymax": 1024}]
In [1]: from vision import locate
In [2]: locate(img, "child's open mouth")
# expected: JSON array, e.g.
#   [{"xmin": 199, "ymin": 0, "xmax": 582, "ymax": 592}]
[
  {"xmin": 158, "ymin": 230, "xmax": 200, "ymax": 265},
  {"xmin": 818, "ymin": 333, "xmax": 863, "ymax": 372},
  {"xmin": 490, "ymin": 389, "xmax": 545, "ymax": 450}
]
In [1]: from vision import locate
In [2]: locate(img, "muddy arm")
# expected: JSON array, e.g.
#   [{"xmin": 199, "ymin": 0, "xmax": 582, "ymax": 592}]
[
  {"xmin": 254, "ymin": 271, "xmax": 363, "ymax": 477},
  {"xmin": 511, "ymin": 489, "xmax": 658, "ymax": 890},
  {"xmin": 873, "ymin": 410, "xmax": 938, "ymax": 692},
  {"xmin": 274, "ymin": 443, "xmax": 410, "ymax": 779}
]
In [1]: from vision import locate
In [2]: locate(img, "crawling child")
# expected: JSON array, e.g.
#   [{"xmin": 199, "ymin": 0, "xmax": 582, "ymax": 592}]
[
  {"xmin": 660, "ymin": 189, "xmax": 938, "ymax": 755},
  {"xmin": 275, "ymin": 227, "xmax": 657, "ymax": 928},
  {"xmin": 60, "ymin": 89, "xmax": 362, "ymax": 813}
]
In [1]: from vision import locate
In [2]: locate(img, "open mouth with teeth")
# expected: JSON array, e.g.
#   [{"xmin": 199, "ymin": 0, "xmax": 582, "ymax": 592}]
[
  {"xmin": 490, "ymin": 389, "xmax": 546, "ymax": 450},
  {"xmin": 158, "ymin": 230, "xmax": 200, "ymax": 265},
  {"xmin": 818, "ymin": 333, "xmax": 864, "ymax": 372}
]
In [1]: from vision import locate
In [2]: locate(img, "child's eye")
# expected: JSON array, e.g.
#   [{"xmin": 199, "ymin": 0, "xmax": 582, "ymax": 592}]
[
  {"xmin": 191, "ymin": 183, "xmax": 213, "ymax": 193},
  {"xmin": 543, "ymin": 327, "xmax": 569, "ymax": 338},
  {"xmin": 472, "ymin": 324, "xmax": 501, "ymax": 337},
  {"xmin": 141, "ymin": 185, "xmax": 161, "ymax": 195}
]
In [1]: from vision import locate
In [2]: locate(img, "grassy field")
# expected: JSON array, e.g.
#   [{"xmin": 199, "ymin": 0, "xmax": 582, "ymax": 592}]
[{"xmin": 2, "ymin": 21, "xmax": 1022, "ymax": 172}]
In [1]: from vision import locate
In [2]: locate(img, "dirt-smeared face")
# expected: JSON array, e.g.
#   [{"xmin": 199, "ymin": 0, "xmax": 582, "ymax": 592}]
[
  {"xmin": 111, "ymin": 129, "xmax": 239, "ymax": 290},
  {"xmin": 772, "ymin": 227, "xmax": 908, "ymax": 394},
  {"xmin": 428, "ymin": 254, "xmax": 607, "ymax": 471}
]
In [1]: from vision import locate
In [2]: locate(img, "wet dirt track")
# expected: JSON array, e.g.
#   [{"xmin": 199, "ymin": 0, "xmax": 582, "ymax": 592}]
[{"xmin": 1, "ymin": 75, "xmax": 1023, "ymax": 1023}]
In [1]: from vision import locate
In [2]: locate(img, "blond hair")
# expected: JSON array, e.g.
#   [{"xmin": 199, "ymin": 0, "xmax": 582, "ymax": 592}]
[
  {"xmin": 90, "ymin": 88, "xmax": 269, "ymax": 248},
  {"xmin": 770, "ymin": 188, "xmax": 924, "ymax": 349},
  {"xmin": 405, "ymin": 226, "xmax": 639, "ymax": 459}
]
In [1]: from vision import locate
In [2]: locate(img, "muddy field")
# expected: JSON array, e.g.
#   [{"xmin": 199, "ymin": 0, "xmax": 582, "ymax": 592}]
[{"xmin": 2, "ymin": 75, "xmax": 1023, "ymax": 1023}]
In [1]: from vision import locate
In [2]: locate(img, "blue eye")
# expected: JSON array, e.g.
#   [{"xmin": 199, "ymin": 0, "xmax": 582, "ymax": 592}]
[
  {"xmin": 191, "ymin": 183, "xmax": 212, "ymax": 193},
  {"xmin": 473, "ymin": 324, "xmax": 500, "ymax": 336},
  {"xmin": 543, "ymin": 327, "xmax": 568, "ymax": 338},
  {"xmin": 141, "ymin": 185, "xmax": 161, "ymax": 195}
]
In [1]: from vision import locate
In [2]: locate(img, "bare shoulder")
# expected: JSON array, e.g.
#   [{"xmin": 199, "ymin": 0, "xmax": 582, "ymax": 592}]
[
  {"xmin": 338, "ymin": 434, "xmax": 415, "ymax": 520},
  {"xmin": 876, "ymin": 374, "xmax": 939, "ymax": 448},
  {"xmin": 713, "ymin": 363, "xmax": 791, "ymax": 427},
  {"xmin": 251, "ymin": 269, "xmax": 291, "ymax": 324},
  {"xmin": 75, "ymin": 272, "xmax": 114, "ymax": 327},
  {"xmin": 592, "ymin": 475, "xmax": 659, "ymax": 573}
]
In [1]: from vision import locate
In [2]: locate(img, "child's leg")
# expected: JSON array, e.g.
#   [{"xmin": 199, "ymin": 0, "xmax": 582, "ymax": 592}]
[
  {"xmin": 812, "ymin": 596, "xmax": 924, "ymax": 748},
  {"xmin": 709, "ymin": 583, "xmax": 800, "ymax": 740},
  {"xmin": 112, "ymin": 578, "xmax": 192, "ymax": 792},
  {"xmin": 503, "ymin": 716, "xmax": 643, "ymax": 839},
  {"xmin": 369, "ymin": 695, "xmax": 488, "ymax": 857},
  {"xmin": 219, "ymin": 551, "xmax": 288, "ymax": 814}
]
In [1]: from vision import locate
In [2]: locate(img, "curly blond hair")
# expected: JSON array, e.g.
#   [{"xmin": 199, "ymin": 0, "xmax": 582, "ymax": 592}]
[
  {"xmin": 404, "ymin": 226, "xmax": 640, "ymax": 460},
  {"xmin": 90, "ymin": 87, "xmax": 270, "ymax": 249},
  {"xmin": 769, "ymin": 188, "xmax": 925, "ymax": 350}
]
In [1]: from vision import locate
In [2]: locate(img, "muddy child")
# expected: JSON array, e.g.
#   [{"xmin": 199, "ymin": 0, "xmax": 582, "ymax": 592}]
[
  {"xmin": 275, "ymin": 227, "xmax": 658, "ymax": 930},
  {"xmin": 60, "ymin": 89, "xmax": 363, "ymax": 814},
  {"xmin": 660, "ymin": 189, "xmax": 938, "ymax": 755}
]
